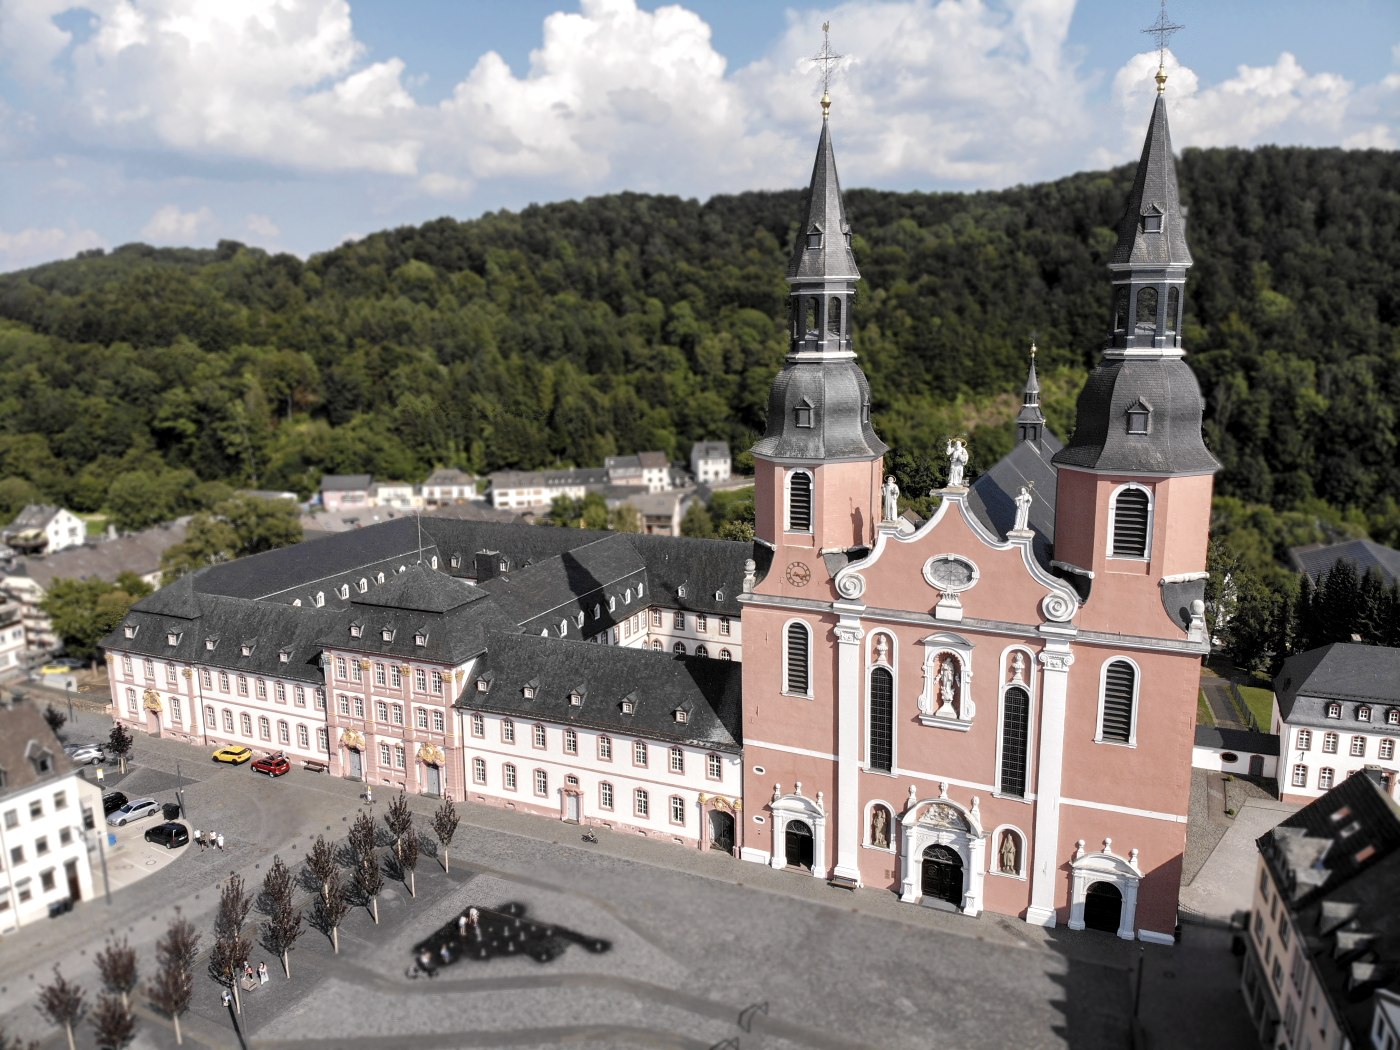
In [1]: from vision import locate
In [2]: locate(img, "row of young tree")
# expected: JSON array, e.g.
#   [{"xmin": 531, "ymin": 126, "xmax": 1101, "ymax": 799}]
[
  {"xmin": 0, "ymin": 147, "xmax": 1396, "ymax": 560},
  {"xmin": 16, "ymin": 793, "xmax": 460, "ymax": 1049}
]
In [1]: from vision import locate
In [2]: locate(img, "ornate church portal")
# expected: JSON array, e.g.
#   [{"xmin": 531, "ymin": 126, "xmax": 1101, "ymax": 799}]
[{"xmin": 899, "ymin": 793, "xmax": 986, "ymax": 915}]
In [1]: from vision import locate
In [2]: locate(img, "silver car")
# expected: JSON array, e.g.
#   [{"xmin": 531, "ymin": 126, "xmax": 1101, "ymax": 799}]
[
  {"xmin": 106, "ymin": 798, "xmax": 160, "ymax": 827},
  {"xmin": 66, "ymin": 745, "xmax": 105, "ymax": 765}
]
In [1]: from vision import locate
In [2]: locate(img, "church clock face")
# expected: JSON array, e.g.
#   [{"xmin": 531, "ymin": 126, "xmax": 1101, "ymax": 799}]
[
  {"xmin": 785, "ymin": 561, "xmax": 812, "ymax": 588},
  {"xmin": 923, "ymin": 555, "xmax": 978, "ymax": 593}
]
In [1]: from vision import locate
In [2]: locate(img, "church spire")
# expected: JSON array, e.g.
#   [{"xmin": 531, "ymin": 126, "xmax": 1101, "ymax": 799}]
[
  {"xmin": 1016, "ymin": 343, "xmax": 1045, "ymax": 447},
  {"xmin": 785, "ymin": 116, "xmax": 859, "ymax": 291}
]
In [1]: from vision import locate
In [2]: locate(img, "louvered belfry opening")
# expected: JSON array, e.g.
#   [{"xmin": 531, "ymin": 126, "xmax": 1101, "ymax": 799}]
[
  {"xmin": 999, "ymin": 686, "xmax": 1030, "ymax": 797},
  {"xmin": 1111, "ymin": 488, "xmax": 1150, "ymax": 557},
  {"xmin": 786, "ymin": 622, "xmax": 810, "ymax": 694},
  {"xmin": 788, "ymin": 472, "xmax": 813, "ymax": 531},
  {"xmin": 1101, "ymin": 661, "xmax": 1136, "ymax": 742},
  {"xmin": 868, "ymin": 667, "xmax": 894, "ymax": 772}
]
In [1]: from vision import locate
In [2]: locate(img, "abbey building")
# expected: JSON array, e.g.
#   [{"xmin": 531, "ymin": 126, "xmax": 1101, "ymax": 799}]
[{"xmin": 103, "ymin": 72, "xmax": 1214, "ymax": 943}]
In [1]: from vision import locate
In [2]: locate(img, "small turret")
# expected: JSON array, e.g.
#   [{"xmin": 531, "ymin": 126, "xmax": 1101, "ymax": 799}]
[{"xmin": 1016, "ymin": 344, "xmax": 1045, "ymax": 448}]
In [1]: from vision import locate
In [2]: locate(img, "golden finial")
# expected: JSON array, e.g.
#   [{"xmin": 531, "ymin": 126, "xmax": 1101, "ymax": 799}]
[
  {"xmin": 812, "ymin": 21, "xmax": 841, "ymax": 120},
  {"xmin": 1030, "ymin": 340, "xmax": 1037, "ymax": 359}
]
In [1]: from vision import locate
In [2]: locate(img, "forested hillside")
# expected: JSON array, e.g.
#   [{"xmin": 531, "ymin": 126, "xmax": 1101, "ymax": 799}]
[{"xmin": 1, "ymin": 146, "xmax": 1397, "ymax": 580}]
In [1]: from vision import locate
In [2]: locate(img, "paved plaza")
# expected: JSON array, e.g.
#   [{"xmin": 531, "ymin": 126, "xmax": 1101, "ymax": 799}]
[{"xmin": 0, "ymin": 708, "xmax": 1256, "ymax": 1048}]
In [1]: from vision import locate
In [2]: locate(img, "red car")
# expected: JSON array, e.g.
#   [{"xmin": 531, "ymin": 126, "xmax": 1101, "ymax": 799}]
[{"xmin": 251, "ymin": 752, "xmax": 291, "ymax": 777}]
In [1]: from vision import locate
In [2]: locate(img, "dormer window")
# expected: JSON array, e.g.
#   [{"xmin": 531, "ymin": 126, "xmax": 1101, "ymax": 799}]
[
  {"xmin": 166, "ymin": 631, "xmax": 181, "ymax": 646},
  {"xmin": 794, "ymin": 401, "xmax": 813, "ymax": 428},
  {"xmin": 569, "ymin": 691, "xmax": 583, "ymax": 707},
  {"xmin": 1126, "ymin": 399, "xmax": 1152, "ymax": 435},
  {"xmin": 475, "ymin": 678, "xmax": 489, "ymax": 693},
  {"xmin": 715, "ymin": 590, "xmax": 725, "ymax": 601},
  {"xmin": 376, "ymin": 572, "xmax": 385, "ymax": 584},
  {"xmin": 1358, "ymin": 705, "xmax": 1372, "ymax": 722},
  {"xmin": 339, "ymin": 584, "xmax": 349, "ymax": 599},
  {"xmin": 414, "ymin": 631, "xmax": 428, "ymax": 647},
  {"xmin": 674, "ymin": 708, "xmax": 689, "ymax": 724},
  {"xmin": 593, "ymin": 604, "xmax": 601, "ymax": 619},
  {"xmin": 677, "ymin": 585, "xmax": 686, "ymax": 599},
  {"xmin": 382, "ymin": 627, "xmax": 395, "ymax": 642},
  {"xmin": 205, "ymin": 637, "xmax": 219, "ymax": 651},
  {"xmin": 32, "ymin": 750, "xmax": 53, "ymax": 775},
  {"xmin": 240, "ymin": 643, "xmax": 254, "ymax": 657},
  {"xmin": 1327, "ymin": 702, "xmax": 1342, "ymax": 719},
  {"xmin": 450, "ymin": 554, "xmax": 461, "ymax": 569},
  {"xmin": 1143, "ymin": 214, "xmax": 1162, "ymax": 233},
  {"xmin": 350, "ymin": 624, "xmax": 363, "ymax": 639},
  {"xmin": 124, "ymin": 623, "xmax": 138, "ymax": 639},
  {"xmin": 357, "ymin": 578, "xmax": 368, "ymax": 593},
  {"xmin": 499, "ymin": 560, "xmax": 508, "ymax": 572},
  {"xmin": 559, "ymin": 620, "xmax": 569, "ymax": 637},
  {"xmin": 620, "ymin": 698, "xmax": 635, "ymax": 715},
  {"xmin": 624, "ymin": 588, "xmax": 632, "ymax": 604},
  {"xmin": 522, "ymin": 684, "xmax": 536, "ymax": 700},
  {"xmin": 608, "ymin": 596, "xmax": 617, "ymax": 612},
  {"xmin": 278, "ymin": 649, "xmax": 291, "ymax": 664},
  {"xmin": 315, "ymin": 591, "xmax": 325, "ymax": 607},
  {"xmin": 805, "ymin": 224, "xmax": 822, "ymax": 249},
  {"xmin": 575, "ymin": 612, "xmax": 585, "ymax": 627}
]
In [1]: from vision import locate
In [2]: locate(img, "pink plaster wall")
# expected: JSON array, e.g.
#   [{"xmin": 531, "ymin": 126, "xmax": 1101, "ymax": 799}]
[{"xmin": 753, "ymin": 457, "xmax": 882, "ymax": 556}]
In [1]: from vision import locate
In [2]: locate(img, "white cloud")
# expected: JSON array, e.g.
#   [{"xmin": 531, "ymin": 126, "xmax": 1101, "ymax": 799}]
[
  {"xmin": 245, "ymin": 212, "xmax": 280, "ymax": 239},
  {"xmin": 0, "ymin": 224, "xmax": 105, "ymax": 271},
  {"xmin": 140, "ymin": 204, "xmax": 215, "ymax": 243}
]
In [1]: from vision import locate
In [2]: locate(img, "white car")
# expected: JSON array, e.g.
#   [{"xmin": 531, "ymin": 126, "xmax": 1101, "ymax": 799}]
[
  {"xmin": 66, "ymin": 745, "xmax": 105, "ymax": 765},
  {"xmin": 106, "ymin": 798, "xmax": 160, "ymax": 827}
]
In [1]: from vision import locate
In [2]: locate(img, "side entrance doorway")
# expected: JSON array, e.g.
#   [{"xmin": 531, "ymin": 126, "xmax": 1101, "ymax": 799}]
[
  {"xmin": 920, "ymin": 844, "xmax": 963, "ymax": 905},
  {"xmin": 348, "ymin": 748, "xmax": 363, "ymax": 780},
  {"xmin": 784, "ymin": 819, "xmax": 814, "ymax": 871},
  {"xmin": 1083, "ymin": 881, "xmax": 1123, "ymax": 933},
  {"xmin": 709, "ymin": 810, "xmax": 735, "ymax": 853}
]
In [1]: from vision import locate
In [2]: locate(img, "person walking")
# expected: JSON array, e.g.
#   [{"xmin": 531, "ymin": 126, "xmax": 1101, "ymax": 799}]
[
  {"xmin": 216, "ymin": 832, "xmax": 225, "ymax": 851},
  {"xmin": 195, "ymin": 829, "xmax": 204, "ymax": 849},
  {"xmin": 365, "ymin": 785, "xmax": 373, "ymax": 805}
]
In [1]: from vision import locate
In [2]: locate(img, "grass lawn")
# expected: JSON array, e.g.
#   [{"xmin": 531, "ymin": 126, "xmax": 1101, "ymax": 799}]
[
  {"xmin": 1238, "ymin": 684, "xmax": 1274, "ymax": 729},
  {"xmin": 80, "ymin": 513, "xmax": 108, "ymax": 536},
  {"xmin": 1197, "ymin": 690, "xmax": 1214, "ymax": 727}
]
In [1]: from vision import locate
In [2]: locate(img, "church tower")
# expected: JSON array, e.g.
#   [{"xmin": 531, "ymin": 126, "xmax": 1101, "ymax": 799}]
[
  {"xmin": 751, "ymin": 95, "xmax": 887, "ymax": 569},
  {"xmin": 1051, "ymin": 67, "xmax": 1219, "ymax": 636}
]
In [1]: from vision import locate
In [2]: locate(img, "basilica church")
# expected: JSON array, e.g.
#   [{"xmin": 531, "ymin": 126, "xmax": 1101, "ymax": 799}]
[{"xmin": 104, "ymin": 64, "xmax": 1214, "ymax": 944}]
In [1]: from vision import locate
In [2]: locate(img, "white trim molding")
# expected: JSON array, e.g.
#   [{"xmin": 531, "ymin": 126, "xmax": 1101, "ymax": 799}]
[
  {"xmin": 768, "ymin": 789, "xmax": 827, "ymax": 879},
  {"xmin": 1067, "ymin": 842, "xmax": 1142, "ymax": 940},
  {"xmin": 898, "ymin": 788, "xmax": 986, "ymax": 916}
]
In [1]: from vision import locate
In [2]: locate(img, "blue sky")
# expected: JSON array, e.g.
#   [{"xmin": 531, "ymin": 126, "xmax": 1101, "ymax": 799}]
[{"xmin": 0, "ymin": 0, "xmax": 1395, "ymax": 271}]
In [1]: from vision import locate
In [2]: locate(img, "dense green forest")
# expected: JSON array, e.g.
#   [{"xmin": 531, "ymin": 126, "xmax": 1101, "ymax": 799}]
[{"xmin": 1, "ymin": 145, "xmax": 1397, "ymax": 596}]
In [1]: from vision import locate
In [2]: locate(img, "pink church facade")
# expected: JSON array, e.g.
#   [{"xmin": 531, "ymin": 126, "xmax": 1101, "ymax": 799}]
[{"xmin": 738, "ymin": 80, "xmax": 1215, "ymax": 942}]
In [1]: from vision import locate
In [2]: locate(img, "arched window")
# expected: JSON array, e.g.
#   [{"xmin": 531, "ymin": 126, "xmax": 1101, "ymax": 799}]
[
  {"xmin": 719, "ymin": 648, "xmax": 732, "ymax": 661},
  {"xmin": 999, "ymin": 686, "xmax": 1031, "ymax": 797},
  {"xmin": 784, "ymin": 621, "xmax": 811, "ymax": 696},
  {"xmin": 806, "ymin": 297, "xmax": 819, "ymax": 334},
  {"xmin": 790, "ymin": 301, "xmax": 800, "ymax": 340},
  {"xmin": 1113, "ymin": 287, "xmax": 1130, "ymax": 332},
  {"xmin": 673, "ymin": 642, "xmax": 687, "ymax": 655},
  {"xmin": 1135, "ymin": 286, "xmax": 1158, "ymax": 331},
  {"xmin": 1110, "ymin": 486, "xmax": 1151, "ymax": 558},
  {"xmin": 1099, "ymin": 660, "xmax": 1137, "ymax": 744},
  {"xmin": 787, "ymin": 471, "xmax": 813, "ymax": 532},
  {"xmin": 868, "ymin": 667, "xmax": 893, "ymax": 773},
  {"xmin": 827, "ymin": 297, "xmax": 841, "ymax": 336},
  {"xmin": 695, "ymin": 644, "xmax": 709, "ymax": 658},
  {"xmin": 1166, "ymin": 287, "xmax": 1180, "ymax": 332}
]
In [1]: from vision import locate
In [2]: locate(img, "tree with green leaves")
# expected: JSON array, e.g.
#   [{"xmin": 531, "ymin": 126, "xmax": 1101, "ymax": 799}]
[
  {"xmin": 106, "ymin": 723, "xmax": 134, "ymax": 774},
  {"xmin": 40, "ymin": 574, "xmax": 152, "ymax": 664},
  {"xmin": 43, "ymin": 704, "xmax": 66, "ymax": 738},
  {"xmin": 149, "ymin": 911, "xmax": 199, "ymax": 1045},
  {"xmin": 161, "ymin": 494, "xmax": 303, "ymax": 582},
  {"xmin": 36, "ymin": 966, "xmax": 85, "ymax": 1050},
  {"xmin": 680, "ymin": 501, "xmax": 715, "ymax": 538}
]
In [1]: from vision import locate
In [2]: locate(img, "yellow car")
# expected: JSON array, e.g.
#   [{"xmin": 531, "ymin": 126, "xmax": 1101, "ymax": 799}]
[{"xmin": 211, "ymin": 745, "xmax": 253, "ymax": 765}]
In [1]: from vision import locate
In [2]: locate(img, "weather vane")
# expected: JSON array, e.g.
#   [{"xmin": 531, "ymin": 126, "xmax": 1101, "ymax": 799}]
[
  {"xmin": 1141, "ymin": 0, "xmax": 1184, "ymax": 93},
  {"xmin": 811, "ymin": 21, "xmax": 843, "ymax": 118}
]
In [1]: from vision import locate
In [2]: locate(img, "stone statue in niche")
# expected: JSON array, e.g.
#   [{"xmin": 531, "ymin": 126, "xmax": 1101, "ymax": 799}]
[
  {"xmin": 1013, "ymin": 485, "xmax": 1033, "ymax": 532},
  {"xmin": 1009, "ymin": 652, "xmax": 1026, "ymax": 685},
  {"xmin": 871, "ymin": 806, "xmax": 889, "ymax": 848},
  {"xmin": 874, "ymin": 634, "xmax": 889, "ymax": 665},
  {"xmin": 936, "ymin": 658, "xmax": 957, "ymax": 715},
  {"xmin": 945, "ymin": 439, "xmax": 969, "ymax": 488},
  {"xmin": 881, "ymin": 475, "xmax": 900, "ymax": 523},
  {"xmin": 999, "ymin": 831, "xmax": 1020, "ymax": 874}
]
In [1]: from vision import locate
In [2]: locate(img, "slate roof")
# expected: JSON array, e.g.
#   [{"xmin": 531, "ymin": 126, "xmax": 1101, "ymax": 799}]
[
  {"xmin": 423, "ymin": 469, "xmax": 476, "ymax": 486},
  {"xmin": 488, "ymin": 468, "xmax": 607, "ymax": 490},
  {"xmin": 1110, "ymin": 93, "xmax": 1192, "ymax": 269},
  {"xmin": 351, "ymin": 563, "xmax": 485, "ymax": 614},
  {"xmin": 691, "ymin": 442, "xmax": 729, "ymax": 458},
  {"xmin": 1274, "ymin": 644, "xmax": 1400, "ymax": 728},
  {"xmin": 461, "ymin": 631, "xmax": 742, "ymax": 752},
  {"xmin": 2, "ymin": 520, "xmax": 188, "ymax": 591},
  {"xmin": 4, "ymin": 504, "xmax": 64, "ymax": 532},
  {"xmin": 968, "ymin": 431, "xmax": 1062, "ymax": 564},
  {"xmin": 321, "ymin": 474, "xmax": 372, "ymax": 491},
  {"xmin": 751, "ymin": 358, "xmax": 888, "ymax": 462},
  {"xmin": 1290, "ymin": 539, "xmax": 1400, "ymax": 588},
  {"xmin": 0, "ymin": 703, "xmax": 75, "ymax": 799},
  {"xmin": 786, "ymin": 118, "xmax": 859, "ymax": 281},
  {"xmin": 479, "ymin": 535, "xmax": 648, "ymax": 634},
  {"xmin": 1053, "ymin": 356, "xmax": 1220, "ymax": 474},
  {"xmin": 1257, "ymin": 775, "xmax": 1400, "ymax": 1043},
  {"xmin": 1193, "ymin": 725, "xmax": 1280, "ymax": 756}
]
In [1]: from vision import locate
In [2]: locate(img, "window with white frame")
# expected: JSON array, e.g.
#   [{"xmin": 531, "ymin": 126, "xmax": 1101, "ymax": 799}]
[
  {"xmin": 335, "ymin": 657, "xmax": 347, "ymax": 679},
  {"xmin": 1098, "ymin": 660, "xmax": 1137, "ymax": 744},
  {"xmin": 670, "ymin": 796, "xmax": 685, "ymax": 825},
  {"xmin": 223, "ymin": 710, "xmax": 234, "ymax": 732},
  {"xmin": 634, "ymin": 788, "xmax": 650, "ymax": 818},
  {"xmin": 696, "ymin": 614, "xmax": 707, "ymax": 633},
  {"xmin": 297, "ymin": 725, "xmax": 309, "ymax": 748},
  {"xmin": 374, "ymin": 663, "xmax": 386, "ymax": 686},
  {"xmin": 256, "ymin": 679, "xmax": 266, "ymax": 699},
  {"xmin": 533, "ymin": 724, "xmax": 547, "ymax": 748},
  {"xmin": 219, "ymin": 672, "xmax": 230, "ymax": 691},
  {"xmin": 1323, "ymin": 732, "xmax": 1339, "ymax": 754},
  {"xmin": 338, "ymin": 695, "xmax": 351, "ymax": 716},
  {"xmin": 353, "ymin": 697, "xmax": 365, "ymax": 718},
  {"xmin": 240, "ymin": 713, "xmax": 253, "ymax": 735},
  {"xmin": 432, "ymin": 710, "xmax": 444, "ymax": 732},
  {"xmin": 1358, "ymin": 705, "xmax": 1372, "ymax": 722},
  {"xmin": 720, "ymin": 616, "xmax": 731, "ymax": 636},
  {"xmin": 275, "ymin": 682, "xmax": 286, "ymax": 704},
  {"xmin": 1109, "ymin": 485, "xmax": 1151, "ymax": 558},
  {"xmin": 144, "ymin": 658, "xmax": 154, "ymax": 679},
  {"xmin": 473, "ymin": 758, "xmax": 486, "ymax": 783},
  {"xmin": 1319, "ymin": 767, "xmax": 1335, "ymax": 789},
  {"xmin": 673, "ymin": 642, "xmax": 687, "ymax": 655},
  {"xmin": 599, "ymin": 735, "xmax": 612, "ymax": 760},
  {"xmin": 784, "ymin": 621, "xmax": 811, "ymax": 696},
  {"xmin": 237, "ymin": 675, "xmax": 249, "ymax": 696},
  {"xmin": 170, "ymin": 697, "xmax": 182, "ymax": 723},
  {"xmin": 122, "ymin": 655, "xmax": 132, "ymax": 675},
  {"xmin": 315, "ymin": 687, "xmax": 326, "ymax": 709},
  {"xmin": 564, "ymin": 729, "xmax": 578, "ymax": 754},
  {"xmin": 351, "ymin": 661, "xmax": 362, "ymax": 682},
  {"xmin": 600, "ymin": 782, "xmax": 614, "ymax": 809},
  {"xmin": 390, "ymin": 665, "xmax": 402, "ymax": 688},
  {"xmin": 1380, "ymin": 738, "xmax": 1395, "ymax": 761},
  {"xmin": 503, "ymin": 763, "xmax": 517, "ymax": 790},
  {"xmin": 706, "ymin": 753, "xmax": 722, "ymax": 780},
  {"xmin": 1326, "ymin": 702, "xmax": 1342, "ymax": 719},
  {"xmin": 376, "ymin": 701, "xmax": 389, "ymax": 722},
  {"xmin": 533, "ymin": 769, "xmax": 548, "ymax": 796},
  {"xmin": 278, "ymin": 721, "xmax": 290, "ymax": 745},
  {"xmin": 392, "ymin": 704, "xmax": 403, "ymax": 725},
  {"xmin": 1389, "ymin": 708, "xmax": 1400, "ymax": 726},
  {"xmin": 317, "ymin": 727, "xmax": 328, "ymax": 750},
  {"xmin": 415, "ymin": 668, "xmax": 427, "ymax": 692},
  {"xmin": 416, "ymin": 708, "xmax": 429, "ymax": 730},
  {"xmin": 205, "ymin": 704, "xmax": 215, "ymax": 727},
  {"xmin": 379, "ymin": 742, "xmax": 391, "ymax": 764},
  {"xmin": 651, "ymin": 609, "xmax": 662, "ymax": 628},
  {"xmin": 202, "ymin": 668, "xmax": 212, "ymax": 687},
  {"xmin": 126, "ymin": 688, "xmax": 137, "ymax": 714},
  {"xmin": 1296, "ymin": 729, "xmax": 1312, "ymax": 750},
  {"xmin": 394, "ymin": 746, "xmax": 405, "ymax": 769},
  {"xmin": 1351, "ymin": 736, "xmax": 1367, "ymax": 757},
  {"xmin": 669, "ymin": 746, "xmax": 684, "ymax": 774},
  {"xmin": 633, "ymin": 740, "xmax": 648, "ymax": 766},
  {"xmin": 1291, "ymin": 764, "xmax": 1307, "ymax": 787},
  {"xmin": 674, "ymin": 612, "xmax": 685, "ymax": 630},
  {"xmin": 432, "ymin": 671, "xmax": 444, "ymax": 694},
  {"xmin": 502, "ymin": 718, "xmax": 515, "ymax": 743},
  {"xmin": 166, "ymin": 663, "xmax": 177, "ymax": 684},
  {"xmin": 471, "ymin": 713, "xmax": 484, "ymax": 737}
]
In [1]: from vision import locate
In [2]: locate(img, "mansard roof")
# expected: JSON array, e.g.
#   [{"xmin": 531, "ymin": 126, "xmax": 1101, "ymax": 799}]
[
  {"xmin": 751, "ymin": 358, "xmax": 888, "ymax": 462},
  {"xmin": 1275, "ymin": 644, "xmax": 1400, "ymax": 727},
  {"xmin": 351, "ymin": 562, "xmax": 485, "ymax": 614},
  {"xmin": 461, "ymin": 632, "xmax": 742, "ymax": 752},
  {"xmin": 1110, "ymin": 93, "xmax": 1192, "ymax": 270}
]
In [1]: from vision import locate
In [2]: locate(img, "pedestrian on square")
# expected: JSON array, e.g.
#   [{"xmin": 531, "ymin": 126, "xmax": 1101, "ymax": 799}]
[
  {"xmin": 365, "ymin": 785, "xmax": 373, "ymax": 805},
  {"xmin": 216, "ymin": 832, "xmax": 225, "ymax": 851},
  {"xmin": 195, "ymin": 829, "xmax": 203, "ymax": 849},
  {"xmin": 257, "ymin": 962, "xmax": 269, "ymax": 985}
]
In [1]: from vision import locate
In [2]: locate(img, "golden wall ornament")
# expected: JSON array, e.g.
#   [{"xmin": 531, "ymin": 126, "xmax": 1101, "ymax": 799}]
[
  {"xmin": 142, "ymin": 689, "xmax": 163, "ymax": 713},
  {"xmin": 358, "ymin": 659, "xmax": 372, "ymax": 670},
  {"xmin": 181, "ymin": 668, "xmax": 193, "ymax": 679},
  {"xmin": 417, "ymin": 743, "xmax": 446, "ymax": 767},
  {"xmin": 340, "ymin": 728, "xmax": 366, "ymax": 750}
]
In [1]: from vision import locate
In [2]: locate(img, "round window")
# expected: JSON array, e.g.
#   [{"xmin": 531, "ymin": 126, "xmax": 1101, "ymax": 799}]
[{"xmin": 1221, "ymin": 752, "xmax": 1239, "ymax": 763}]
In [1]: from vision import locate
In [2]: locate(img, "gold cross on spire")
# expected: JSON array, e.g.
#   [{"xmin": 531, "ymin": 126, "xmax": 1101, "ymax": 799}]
[
  {"xmin": 811, "ymin": 21, "xmax": 843, "ymax": 119},
  {"xmin": 1142, "ymin": 1, "xmax": 1184, "ymax": 93}
]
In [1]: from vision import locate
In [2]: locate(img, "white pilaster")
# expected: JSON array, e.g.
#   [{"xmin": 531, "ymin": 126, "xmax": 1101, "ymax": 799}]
[
  {"xmin": 832, "ymin": 602, "xmax": 865, "ymax": 885},
  {"xmin": 1026, "ymin": 635, "xmax": 1074, "ymax": 927}
]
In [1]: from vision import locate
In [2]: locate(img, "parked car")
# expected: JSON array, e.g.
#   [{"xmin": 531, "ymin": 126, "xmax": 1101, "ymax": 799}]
[
  {"xmin": 101, "ymin": 791, "xmax": 129, "ymax": 816},
  {"xmin": 66, "ymin": 745, "xmax": 105, "ymax": 765},
  {"xmin": 211, "ymin": 745, "xmax": 253, "ymax": 765},
  {"xmin": 251, "ymin": 752, "xmax": 291, "ymax": 777},
  {"xmin": 144, "ymin": 822, "xmax": 190, "ymax": 849},
  {"xmin": 106, "ymin": 798, "xmax": 161, "ymax": 827}
]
